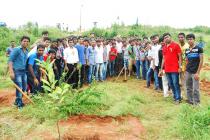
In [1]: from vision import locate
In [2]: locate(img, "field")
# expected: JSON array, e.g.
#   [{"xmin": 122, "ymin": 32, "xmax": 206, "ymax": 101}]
[{"xmin": 0, "ymin": 24, "xmax": 210, "ymax": 140}]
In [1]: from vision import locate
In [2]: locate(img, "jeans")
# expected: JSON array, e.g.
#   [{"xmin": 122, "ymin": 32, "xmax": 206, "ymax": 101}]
[
  {"xmin": 123, "ymin": 59, "xmax": 129, "ymax": 69},
  {"xmin": 102, "ymin": 62, "xmax": 108, "ymax": 80},
  {"xmin": 88, "ymin": 64, "xmax": 96, "ymax": 83},
  {"xmin": 14, "ymin": 70, "xmax": 27, "ymax": 107},
  {"xmin": 135, "ymin": 60, "xmax": 141, "ymax": 79},
  {"xmin": 166, "ymin": 72, "xmax": 181, "ymax": 101},
  {"xmin": 141, "ymin": 60, "xmax": 148, "ymax": 80},
  {"xmin": 96, "ymin": 63, "xmax": 103, "ymax": 81},
  {"xmin": 146, "ymin": 68, "xmax": 159, "ymax": 89},
  {"xmin": 109, "ymin": 60, "xmax": 116, "ymax": 76}
]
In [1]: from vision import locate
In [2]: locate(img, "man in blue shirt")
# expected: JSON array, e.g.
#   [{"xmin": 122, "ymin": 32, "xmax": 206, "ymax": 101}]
[
  {"xmin": 8, "ymin": 36, "xmax": 30, "ymax": 108},
  {"xmin": 6, "ymin": 41, "xmax": 16, "ymax": 57},
  {"xmin": 83, "ymin": 39, "xmax": 90, "ymax": 83},
  {"xmin": 27, "ymin": 44, "xmax": 45, "ymax": 94},
  {"xmin": 87, "ymin": 40, "xmax": 97, "ymax": 84},
  {"xmin": 75, "ymin": 37, "xmax": 86, "ymax": 87}
]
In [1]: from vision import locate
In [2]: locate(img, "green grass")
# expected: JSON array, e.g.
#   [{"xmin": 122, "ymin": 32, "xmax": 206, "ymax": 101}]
[
  {"xmin": 0, "ymin": 52, "xmax": 13, "ymax": 89},
  {"xmin": 0, "ymin": 79, "xmax": 210, "ymax": 139},
  {"xmin": 177, "ymin": 105, "xmax": 210, "ymax": 140}
]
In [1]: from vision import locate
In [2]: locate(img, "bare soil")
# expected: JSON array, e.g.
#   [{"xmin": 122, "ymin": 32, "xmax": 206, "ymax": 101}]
[{"xmin": 60, "ymin": 114, "xmax": 145, "ymax": 140}]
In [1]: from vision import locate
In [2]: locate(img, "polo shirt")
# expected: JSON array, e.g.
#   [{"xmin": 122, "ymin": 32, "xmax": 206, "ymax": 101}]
[
  {"xmin": 162, "ymin": 42, "xmax": 181, "ymax": 73},
  {"xmin": 185, "ymin": 45, "xmax": 203, "ymax": 74},
  {"xmin": 109, "ymin": 47, "xmax": 117, "ymax": 62}
]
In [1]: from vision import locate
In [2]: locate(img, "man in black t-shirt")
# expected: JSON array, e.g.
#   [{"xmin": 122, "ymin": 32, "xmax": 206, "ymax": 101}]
[{"xmin": 185, "ymin": 34, "xmax": 203, "ymax": 105}]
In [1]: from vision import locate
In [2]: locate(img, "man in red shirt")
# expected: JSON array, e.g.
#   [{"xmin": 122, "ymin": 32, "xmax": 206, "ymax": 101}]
[
  {"xmin": 159, "ymin": 33, "xmax": 182, "ymax": 104},
  {"xmin": 109, "ymin": 42, "xmax": 117, "ymax": 76}
]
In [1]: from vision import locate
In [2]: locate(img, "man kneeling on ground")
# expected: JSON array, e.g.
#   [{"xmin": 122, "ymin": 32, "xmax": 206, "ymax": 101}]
[{"xmin": 27, "ymin": 44, "xmax": 45, "ymax": 94}]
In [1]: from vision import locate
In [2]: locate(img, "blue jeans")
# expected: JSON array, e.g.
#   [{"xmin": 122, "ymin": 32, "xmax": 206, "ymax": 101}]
[
  {"xmin": 123, "ymin": 59, "xmax": 129, "ymax": 69},
  {"xmin": 141, "ymin": 60, "xmax": 148, "ymax": 80},
  {"xmin": 109, "ymin": 60, "xmax": 116, "ymax": 76},
  {"xmin": 146, "ymin": 68, "xmax": 159, "ymax": 89},
  {"xmin": 154, "ymin": 68, "xmax": 160, "ymax": 89},
  {"xmin": 14, "ymin": 70, "xmax": 27, "ymax": 107},
  {"xmin": 96, "ymin": 63, "xmax": 103, "ymax": 81},
  {"xmin": 102, "ymin": 62, "xmax": 108, "ymax": 80},
  {"xmin": 166, "ymin": 72, "xmax": 181, "ymax": 101},
  {"xmin": 135, "ymin": 60, "xmax": 141, "ymax": 79},
  {"xmin": 88, "ymin": 64, "xmax": 96, "ymax": 84}
]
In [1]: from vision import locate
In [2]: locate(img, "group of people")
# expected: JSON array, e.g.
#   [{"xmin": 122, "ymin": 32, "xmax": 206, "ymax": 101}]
[{"xmin": 7, "ymin": 31, "xmax": 204, "ymax": 108}]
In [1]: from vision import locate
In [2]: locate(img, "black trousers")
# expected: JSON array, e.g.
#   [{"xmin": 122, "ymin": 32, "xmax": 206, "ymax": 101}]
[
  {"xmin": 115, "ymin": 53, "xmax": 123, "ymax": 74},
  {"xmin": 80, "ymin": 65, "xmax": 89, "ymax": 87},
  {"xmin": 66, "ymin": 63, "xmax": 79, "ymax": 89},
  {"xmin": 55, "ymin": 58, "xmax": 63, "ymax": 80}
]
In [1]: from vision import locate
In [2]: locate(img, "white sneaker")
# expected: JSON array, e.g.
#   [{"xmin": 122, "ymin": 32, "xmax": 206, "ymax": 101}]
[{"xmin": 164, "ymin": 94, "xmax": 169, "ymax": 97}]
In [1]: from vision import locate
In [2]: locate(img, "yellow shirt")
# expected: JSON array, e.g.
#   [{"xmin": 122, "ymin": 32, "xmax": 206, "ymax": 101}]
[{"xmin": 179, "ymin": 43, "xmax": 189, "ymax": 72}]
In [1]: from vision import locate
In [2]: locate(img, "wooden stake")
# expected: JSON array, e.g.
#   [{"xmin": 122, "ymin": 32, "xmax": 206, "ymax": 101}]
[
  {"xmin": 114, "ymin": 67, "xmax": 125, "ymax": 82},
  {"xmin": 13, "ymin": 83, "xmax": 34, "ymax": 104},
  {"xmin": 124, "ymin": 67, "xmax": 127, "ymax": 82}
]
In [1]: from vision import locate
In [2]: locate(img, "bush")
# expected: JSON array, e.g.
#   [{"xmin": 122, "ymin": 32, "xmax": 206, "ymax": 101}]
[{"xmin": 0, "ymin": 22, "xmax": 70, "ymax": 52}]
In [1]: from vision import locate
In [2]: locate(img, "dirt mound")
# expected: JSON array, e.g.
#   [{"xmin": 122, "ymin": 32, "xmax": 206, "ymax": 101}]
[
  {"xmin": 0, "ymin": 89, "xmax": 30, "ymax": 106},
  {"xmin": 200, "ymin": 79, "xmax": 210, "ymax": 95},
  {"xmin": 60, "ymin": 114, "xmax": 145, "ymax": 140},
  {"xmin": 0, "ymin": 89, "xmax": 15, "ymax": 106}
]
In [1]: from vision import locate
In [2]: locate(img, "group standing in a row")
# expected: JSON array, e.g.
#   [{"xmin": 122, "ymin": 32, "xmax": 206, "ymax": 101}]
[{"xmin": 7, "ymin": 31, "xmax": 204, "ymax": 108}]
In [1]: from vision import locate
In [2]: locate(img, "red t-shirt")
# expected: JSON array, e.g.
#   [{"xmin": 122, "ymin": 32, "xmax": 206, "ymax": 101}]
[
  {"xmin": 162, "ymin": 42, "xmax": 181, "ymax": 72},
  {"xmin": 43, "ymin": 54, "xmax": 54, "ymax": 62},
  {"xmin": 43, "ymin": 54, "xmax": 49, "ymax": 61},
  {"xmin": 109, "ymin": 47, "xmax": 117, "ymax": 62}
]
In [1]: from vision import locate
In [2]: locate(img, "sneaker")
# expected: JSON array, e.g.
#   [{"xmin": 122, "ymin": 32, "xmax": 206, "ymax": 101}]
[
  {"xmin": 174, "ymin": 100, "xmax": 181, "ymax": 105},
  {"xmin": 193, "ymin": 102, "xmax": 200, "ymax": 106},
  {"xmin": 164, "ymin": 94, "xmax": 169, "ymax": 97},
  {"xmin": 185, "ymin": 100, "xmax": 193, "ymax": 105},
  {"xmin": 13, "ymin": 101, "xmax": 18, "ymax": 106}
]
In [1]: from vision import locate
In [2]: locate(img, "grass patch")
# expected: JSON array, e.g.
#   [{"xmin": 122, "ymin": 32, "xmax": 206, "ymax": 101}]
[
  {"xmin": 177, "ymin": 105, "xmax": 210, "ymax": 140},
  {"xmin": 20, "ymin": 82, "xmax": 147, "ymax": 123}
]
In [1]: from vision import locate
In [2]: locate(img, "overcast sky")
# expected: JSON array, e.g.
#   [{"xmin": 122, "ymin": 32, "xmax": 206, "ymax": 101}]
[{"xmin": 0, "ymin": 0, "xmax": 209, "ymax": 30}]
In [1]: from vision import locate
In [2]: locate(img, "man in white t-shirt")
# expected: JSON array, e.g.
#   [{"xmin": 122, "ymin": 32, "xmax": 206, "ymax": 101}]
[
  {"xmin": 95, "ymin": 39, "xmax": 104, "ymax": 81},
  {"xmin": 116, "ymin": 38, "xmax": 123, "ymax": 74},
  {"xmin": 146, "ymin": 35, "xmax": 161, "ymax": 90},
  {"xmin": 106, "ymin": 40, "xmax": 112, "ymax": 76},
  {"xmin": 64, "ymin": 39, "xmax": 79, "ymax": 89},
  {"xmin": 151, "ymin": 35, "xmax": 162, "ymax": 90}
]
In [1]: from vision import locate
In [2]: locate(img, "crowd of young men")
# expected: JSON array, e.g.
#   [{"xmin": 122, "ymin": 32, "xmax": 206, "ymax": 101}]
[{"xmin": 7, "ymin": 31, "xmax": 204, "ymax": 108}]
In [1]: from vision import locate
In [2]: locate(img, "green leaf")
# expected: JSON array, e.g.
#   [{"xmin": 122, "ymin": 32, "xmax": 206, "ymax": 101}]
[
  {"xmin": 42, "ymin": 85, "xmax": 52, "ymax": 92},
  {"xmin": 42, "ymin": 79, "xmax": 50, "ymax": 86}
]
